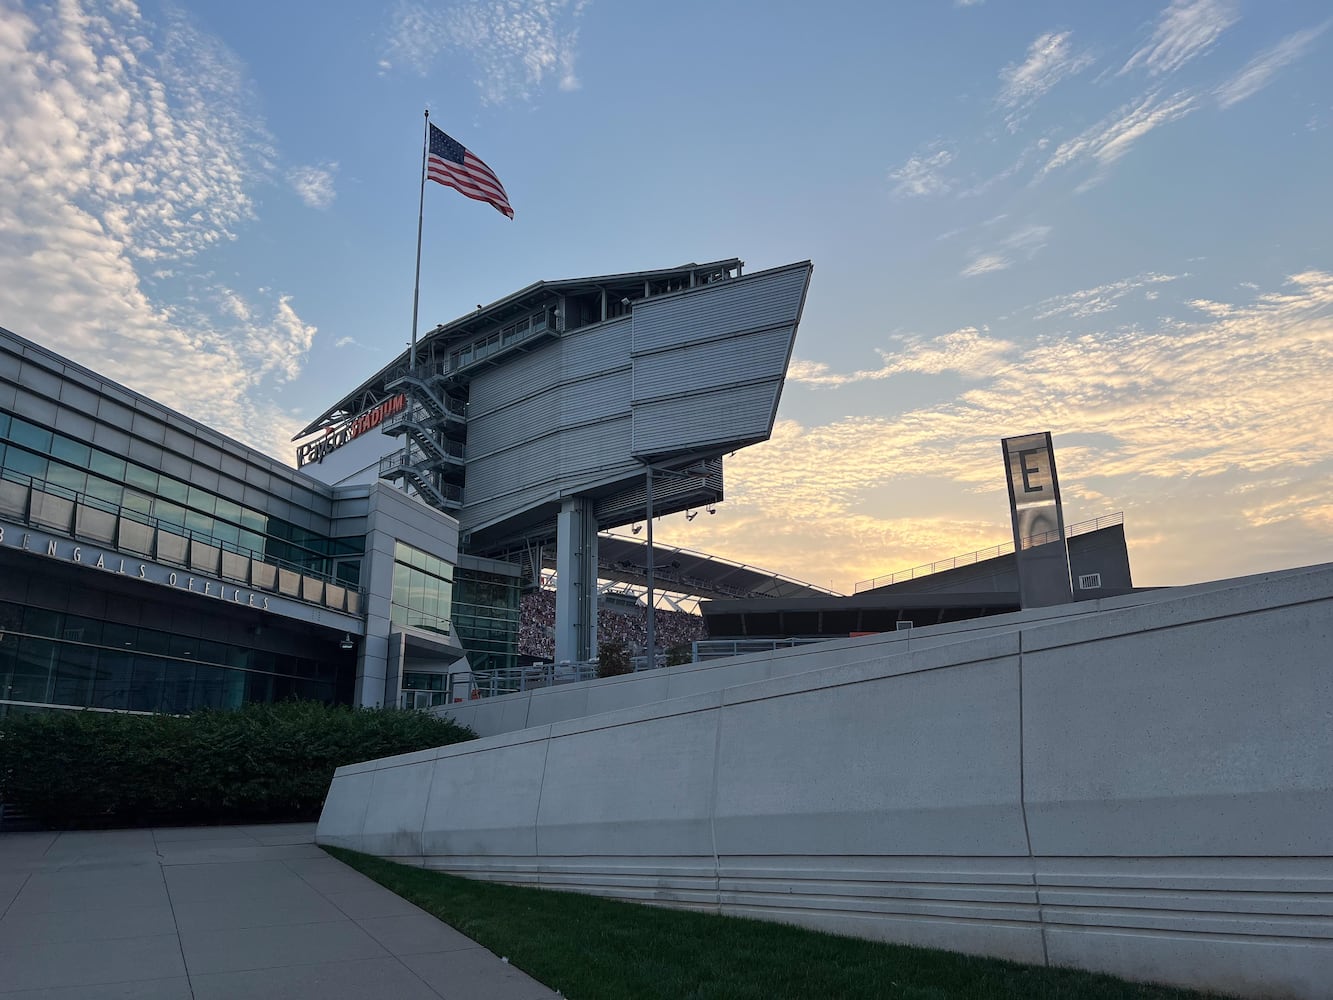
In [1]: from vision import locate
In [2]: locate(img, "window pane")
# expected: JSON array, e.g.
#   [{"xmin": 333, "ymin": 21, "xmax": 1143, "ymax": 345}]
[
  {"xmin": 157, "ymin": 476, "xmax": 188, "ymax": 503},
  {"xmin": 125, "ymin": 463, "xmax": 158, "ymax": 492},
  {"xmin": 89, "ymin": 450, "xmax": 126, "ymax": 480},
  {"xmin": 11, "ymin": 637, "xmax": 56, "ymax": 703},
  {"xmin": 92, "ymin": 651, "xmax": 132, "ymax": 710},
  {"xmin": 187, "ymin": 486, "xmax": 216, "ymax": 514},
  {"xmin": 128, "ymin": 657, "xmax": 167, "ymax": 713},
  {"xmin": 85, "ymin": 475, "xmax": 123, "ymax": 505},
  {"xmin": 8, "ymin": 419, "xmax": 52, "ymax": 452},
  {"xmin": 46, "ymin": 462, "xmax": 85, "ymax": 493},
  {"xmin": 50, "ymin": 436, "xmax": 91, "ymax": 467},
  {"xmin": 4, "ymin": 447, "xmax": 47, "ymax": 479}
]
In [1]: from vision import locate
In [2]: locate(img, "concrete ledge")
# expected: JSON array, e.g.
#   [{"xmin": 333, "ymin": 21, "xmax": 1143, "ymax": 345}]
[{"xmin": 320, "ymin": 561, "xmax": 1333, "ymax": 998}]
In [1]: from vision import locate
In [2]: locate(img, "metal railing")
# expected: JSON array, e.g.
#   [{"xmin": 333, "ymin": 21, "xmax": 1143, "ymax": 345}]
[
  {"xmin": 0, "ymin": 469, "xmax": 364, "ymax": 613},
  {"xmin": 470, "ymin": 660, "xmax": 600, "ymax": 697},
  {"xmin": 691, "ymin": 637, "xmax": 831, "ymax": 662},
  {"xmin": 853, "ymin": 512, "xmax": 1125, "ymax": 593}
]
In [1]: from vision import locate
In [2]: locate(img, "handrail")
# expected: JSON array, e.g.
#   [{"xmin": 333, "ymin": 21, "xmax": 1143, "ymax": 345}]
[
  {"xmin": 0, "ymin": 468, "xmax": 363, "ymax": 598},
  {"xmin": 853, "ymin": 512, "xmax": 1125, "ymax": 593}
]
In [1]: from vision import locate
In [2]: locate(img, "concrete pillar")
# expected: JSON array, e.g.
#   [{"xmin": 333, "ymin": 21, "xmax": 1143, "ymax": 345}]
[{"xmin": 555, "ymin": 497, "xmax": 598, "ymax": 662}]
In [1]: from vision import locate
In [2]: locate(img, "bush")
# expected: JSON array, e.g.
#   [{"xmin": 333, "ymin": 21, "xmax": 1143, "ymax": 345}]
[
  {"xmin": 0, "ymin": 701, "xmax": 474, "ymax": 829},
  {"xmin": 666, "ymin": 643, "xmax": 693, "ymax": 666},
  {"xmin": 596, "ymin": 639, "xmax": 632, "ymax": 678}
]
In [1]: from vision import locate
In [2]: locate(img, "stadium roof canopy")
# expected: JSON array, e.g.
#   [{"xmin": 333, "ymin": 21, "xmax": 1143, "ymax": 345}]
[{"xmin": 591, "ymin": 534, "xmax": 841, "ymax": 602}]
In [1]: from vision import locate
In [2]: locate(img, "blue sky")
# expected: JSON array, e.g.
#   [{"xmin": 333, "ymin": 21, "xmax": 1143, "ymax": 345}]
[{"xmin": 2, "ymin": 0, "xmax": 1331, "ymax": 593}]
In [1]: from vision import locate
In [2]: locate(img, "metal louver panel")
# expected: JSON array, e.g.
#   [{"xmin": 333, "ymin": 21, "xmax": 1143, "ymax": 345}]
[
  {"xmin": 629, "ymin": 262, "xmax": 810, "ymax": 459},
  {"xmin": 632, "ymin": 326, "xmax": 794, "ymax": 402},
  {"xmin": 633, "ymin": 382, "xmax": 781, "ymax": 457},
  {"xmin": 630, "ymin": 263, "xmax": 809, "ymax": 355}
]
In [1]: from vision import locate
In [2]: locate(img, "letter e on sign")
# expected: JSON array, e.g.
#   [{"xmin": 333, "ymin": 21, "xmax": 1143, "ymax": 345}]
[{"xmin": 1003, "ymin": 432, "xmax": 1059, "ymax": 505}]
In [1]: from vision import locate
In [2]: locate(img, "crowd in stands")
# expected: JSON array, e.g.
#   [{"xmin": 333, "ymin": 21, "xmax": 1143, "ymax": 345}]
[{"xmin": 519, "ymin": 588, "xmax": 707, "ymax": 661}]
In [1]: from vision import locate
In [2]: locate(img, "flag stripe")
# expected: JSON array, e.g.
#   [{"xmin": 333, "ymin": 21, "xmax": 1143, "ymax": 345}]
[
  {"xmin": 428, "ymin": 162, "xmax": 506, "ymax": 201},
  {"xmin": 424, "ymin": 124, "xmax": 513, "ymax": 220}
]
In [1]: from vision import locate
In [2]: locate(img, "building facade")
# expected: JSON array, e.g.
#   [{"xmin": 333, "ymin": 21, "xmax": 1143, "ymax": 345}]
[
  {"xmin": 0, "ymin": 325, "xmax": 501, "ymax": 718},
  {"xmin": 0, "ymin": 257, "xmax": 808, "ymax": 717},
  {"xmin": 296, "ymin": 258, "xmax": 813, "ymax": 663}
]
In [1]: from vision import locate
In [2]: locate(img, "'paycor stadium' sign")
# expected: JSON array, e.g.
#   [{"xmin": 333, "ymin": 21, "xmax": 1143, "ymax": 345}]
[{"xmin": 297, "ymin": 393, "xmax": 407, "ymax": 468}]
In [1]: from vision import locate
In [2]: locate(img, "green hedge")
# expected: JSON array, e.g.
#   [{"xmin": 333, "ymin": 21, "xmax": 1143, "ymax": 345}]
[{"xmin": 0, "ymin": 701, "xmax": 475, "ymax": 829}]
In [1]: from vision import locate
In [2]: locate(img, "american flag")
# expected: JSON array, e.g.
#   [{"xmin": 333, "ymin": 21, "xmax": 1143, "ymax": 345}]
[{"xmin": 426, "ymin": 124, "xmax": 514, "ymax": 220}]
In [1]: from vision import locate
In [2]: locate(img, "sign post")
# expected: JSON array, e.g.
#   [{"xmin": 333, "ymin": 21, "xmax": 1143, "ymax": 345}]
[{"xmin": 1002, "ymin": 431, "xmax": 1073, "ymax": 608}]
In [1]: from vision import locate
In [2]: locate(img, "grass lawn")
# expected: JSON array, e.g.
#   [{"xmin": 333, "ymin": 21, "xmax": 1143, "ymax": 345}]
[{"xmin": 325, "ymin": 847, "xmax": 1227, "ymax": 1000}]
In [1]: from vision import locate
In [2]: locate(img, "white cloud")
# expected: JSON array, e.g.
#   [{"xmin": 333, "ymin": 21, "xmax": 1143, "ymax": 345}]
[
  {"xmin": 961, "ymin": 253, "xmax": 1010, "ymax": 277},
  {"xmin": 887, "ymin": 145, "xmax": 954, "ymax": 198},
  {"xmin": 380, "ymin": 0, "xmax": 586, "ymax": 104},
  {"xmin": 997, "ymin": 31, "xmax": 1094, "ymax": 130},
  {"xmin": 955, "ymin": 0, "xmax": 985, "ymax": 6},
  {"xmin": 790, "ymin": 328, "xmax": 1015, "ymax": 387},
  {"xmin": 1042, "ymin": 90, "xmax": 1197, "ymax": 180},
  {"xmin": 961, "ymin": 224, "xmax": 1052, "ymax": 277},
  {"xmin": 288, "ymin": 163, "xmax": 338, "ymax": 209},
  {"xmin": 1033, "ymin": 272, "xmax": 1184, "ymax": 321},
  {"xmin": 1121, "ymin": 0, "xmax": 1238, "ymax": 76},
  {"xmin": 1216, "ymin": 22, "xmax": 1329, "ymax": 109},
  {"xmin": 666, "ymin": 270, "xmax": 1333, "ymax": 591},
  {"xmin": 0, "ymin": 0, "xmax": 314, "ymax": 459}
]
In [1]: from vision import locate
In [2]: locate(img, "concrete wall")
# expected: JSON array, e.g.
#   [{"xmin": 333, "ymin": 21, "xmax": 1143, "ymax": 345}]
[{"xmin": 318, "ymin": 562, "xmax": 1333, "ymax": 998}]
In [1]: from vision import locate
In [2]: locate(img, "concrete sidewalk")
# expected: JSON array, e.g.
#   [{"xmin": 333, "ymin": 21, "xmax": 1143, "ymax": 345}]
[{"xmin": 0, "ymin": 823, "xmax": 560, "ymax": 999}]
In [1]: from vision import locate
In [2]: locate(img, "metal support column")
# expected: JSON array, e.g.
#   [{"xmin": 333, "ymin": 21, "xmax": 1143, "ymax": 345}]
[
  {"xmin": 554, "ymin": 497, "xmax": 598, "ymax": 662},
  {"xmin": 644, "ymin": 464, "xmax": 655, "ymax": 671}
]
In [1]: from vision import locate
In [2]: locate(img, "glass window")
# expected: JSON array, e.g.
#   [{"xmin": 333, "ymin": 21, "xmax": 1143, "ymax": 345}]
[
  {"xmin": 125, "ymin": 463, "xmax": 157, "ymax": 493},
  {"xmin": 157, "ymin": 476, "xmax": 188, "ymax": 503},
  {"xmin": 336, "ymin": 559, "xmax": 361, "ymax": 587},
  {"xmin": 128, "ymin": 657, "xmax": 167, "ymax": 713},
  {"xmin": 214, "ymin": 497, "xmax": 242, "ymax": 524},
  {"xmin": 184, "ymin": 508, "xmax": 212, "ymax": 536},
  {"xmin": 186, "ymin": 486, "xmax": 216, "ymax": 514},
  {"xmin": 51, "ymin": 644, "xmax": 97, "ymax": 707},
  {"xmin": 8, "ymin": 418, "xmax": 52, "ymax": 453},
  {"xmin": 10, "ymin": 637, "xmax": 56, "ymax": 703},
  {"xmin": 89, "ymin": 450, "xmax": 125, "ymax": 480},
  {"xmin": 61, "ymin": 616, "xmax": 104, "ymax": 645},
  {"xmin": 121, "ymin": 489, "xmax": 152, "ymax": 515},
  {"xmin": 103, "ymin": 622, "xmax": 137, "ymax": 649},
  {"xmin": 85, "ymin": 475, "xmax": 123, "ymax": 506},
  {"xmin": 212, "ymin": 520, "xmax": 240, "ymax": 546},
  {"xmin": 4, "ymin": 447, "xmax": 46, "ymax": 479},
  {"xmin": 239, "ymin": 507, "xmax": 266, "ymax": 532},
  {"xmin": 23, "ymin": 607, "xmax": 61, "ymax": 638},
  {"xmin": 155, "ymin": 501, "xmax": 186, "ymax": 529},
  {"xmin": 45, "ymin": 462, "xmax": 86, "ymax": 493},
  {"xmin": 91, "ymin": 651, "xmax": 132, "ymax": 710},
  {"xmin": 51, "ymin": 436, "xmax": 91, "ymax": 467},
  {"xmin": 161, "ymin": 662, "xmax": 195, "ymax": 714},
  {"xmin": 136, "ymin": 629, "xmax": 171, "ymax": 657}
]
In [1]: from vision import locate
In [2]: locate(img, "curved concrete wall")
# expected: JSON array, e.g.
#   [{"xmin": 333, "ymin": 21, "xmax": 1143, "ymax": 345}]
[{"xmin": 318, "ymin": 563, "xmax": 1333, "ymax": 999}]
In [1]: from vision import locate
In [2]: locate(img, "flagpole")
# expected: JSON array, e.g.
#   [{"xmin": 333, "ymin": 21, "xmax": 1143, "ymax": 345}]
[{"xmin": 409, "ymin": 108, "xmax": 429, "ymax": 377}]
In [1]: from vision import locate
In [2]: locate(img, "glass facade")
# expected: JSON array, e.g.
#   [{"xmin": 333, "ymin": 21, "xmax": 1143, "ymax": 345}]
[
  {"xmin": 0, "ymin": 598, "xmax": 350, "ymax": 717},
  {"xmin": 390, "ymin": 541, "xmax": 453, "ymax": 635},
  {"xmin": 452, "ymin": 566, "xmax": 520, "ymax": 673},
  {"xmin": 0, "ymin": 411, "xmax": 364, "ymax": 587}
]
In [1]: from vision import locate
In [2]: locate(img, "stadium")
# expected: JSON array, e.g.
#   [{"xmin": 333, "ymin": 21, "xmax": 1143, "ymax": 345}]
[
  {"xmin": 0, "ymin": 250, "xmax": 1145, "ymax": 719},
  {"xmin": 6, "ymin": 256, "xmax": 1331, "ymax": 999}
]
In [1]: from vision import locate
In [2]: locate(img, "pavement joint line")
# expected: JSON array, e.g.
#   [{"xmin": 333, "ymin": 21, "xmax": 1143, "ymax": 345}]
[
  {"xmin": 0, "ymin": 972, "xmax": 193, "ymax": 997},
  {"xmin": 286, "ymin": 853, "xmax": 457, "ymax": 999},
  {"xmin": 156, "ymin": 833, "xmax": 199, "ymax": 1000}
]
